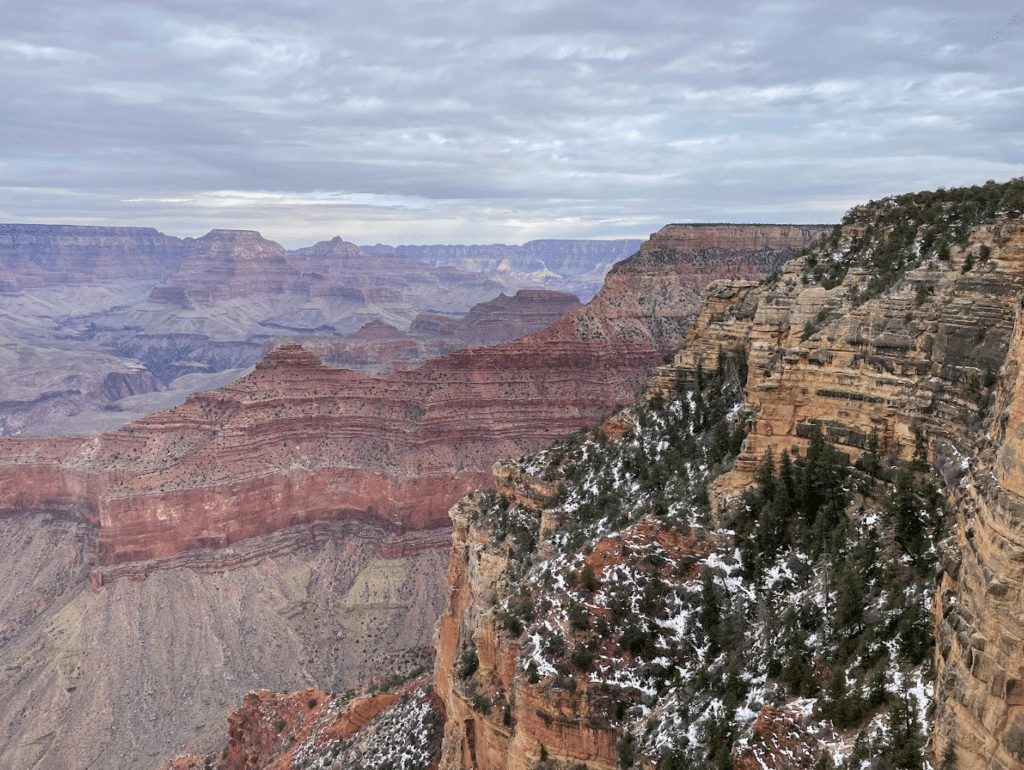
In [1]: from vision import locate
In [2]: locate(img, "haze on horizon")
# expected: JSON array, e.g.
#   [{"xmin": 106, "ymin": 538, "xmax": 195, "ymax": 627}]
[{"xmin": 1, "ymin": 0, "xmax": 1021, "ymax": 249}]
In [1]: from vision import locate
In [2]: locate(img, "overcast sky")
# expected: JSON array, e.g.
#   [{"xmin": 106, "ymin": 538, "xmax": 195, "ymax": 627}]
[{"xmin": 0, "ymin": 1, "xmax": 1021, "ymax": 247}]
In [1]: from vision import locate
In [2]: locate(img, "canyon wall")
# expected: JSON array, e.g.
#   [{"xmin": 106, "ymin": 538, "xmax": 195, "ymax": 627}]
[
  {"xmin": 432, "ymin": 195, "xmax": 1024, "ymax": 769},
  {"xmin": 650, "ymin": 216, "xmax": 1024, "ymax": 769},
  {"xmin": 0, "ymin": 513, "xmax": 447, "ymax": 770},
  {"xmin": 635, "ymin": 223, "xmax": 827, "ymax": 256},
  {"xmin": 0, "ymin": 223, "xmax": 185, "ymax": 287},
  {"xmin": 434, "ymin": 489, "xmax": 621, "ymax": 770}
]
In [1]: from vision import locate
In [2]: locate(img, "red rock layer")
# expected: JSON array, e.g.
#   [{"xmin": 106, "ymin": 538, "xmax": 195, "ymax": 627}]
[
  {"xmin": 0, "ymin": 332, "xmax": 662, "ymax": 567},
  {"xmin": 0, "ymin": 224, "xmax": 815, "ymax": 572}
]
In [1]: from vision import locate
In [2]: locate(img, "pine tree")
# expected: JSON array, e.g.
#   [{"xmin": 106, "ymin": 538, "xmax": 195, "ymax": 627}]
[
  {"xmin": 889, "ymin": 468, "xmax": 924, "ymax": 556},
  {"xmin": 882, "ymin": 694, "xmax": 924, "ymax": 770},
  {"xmin": 755, "ymin": 448, "xmax": 776, "ymax": 504},
  {"xmin": 700, "ymin": 570, "xmax": 722, "ymax": 657}
]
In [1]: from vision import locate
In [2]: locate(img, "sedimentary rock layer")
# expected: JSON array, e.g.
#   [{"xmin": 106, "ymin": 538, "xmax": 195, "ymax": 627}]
[
  {"xmin": 636, "ymin": 223, "xmax": 828, "ymax": 257},
  {"xmin": 0, "ymin": 224, "xmax": 815, "ymax": 570},
  {"xmin": 649, "ymin": 216, "xmax": 1024, "ymax": 769},
  {"xmin": 0, "ymin": 223, "xmax": 185, "ymax": 288},
  {"xmin": 0, "ymin": 514, "xmax": 448, "ymax": 770}
]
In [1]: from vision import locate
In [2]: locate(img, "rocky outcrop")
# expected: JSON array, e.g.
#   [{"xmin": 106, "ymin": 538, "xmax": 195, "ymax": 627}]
[
  {"xmin": 165, "ymin": 230, "xmax": 305, "ymax": 300},
  {"xmin": 159, "ymin": 682, "xmax": 442, "ymax": 770},
  {"xmin": 0, "ymin": 328, "xmax": 663, "ymax": 568},
  {"xmin": 434, "ymin": 492, "xmax": 619, "ymax": 770},
  {"xmin": 635, "ymin": 223, "xmax": 828, "ymax": 257}
]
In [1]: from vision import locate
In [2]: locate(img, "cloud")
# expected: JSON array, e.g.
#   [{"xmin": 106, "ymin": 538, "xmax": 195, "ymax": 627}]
[{"xmin": 0, "ymin": 0, "xmax": 1021, "ymax": 246}]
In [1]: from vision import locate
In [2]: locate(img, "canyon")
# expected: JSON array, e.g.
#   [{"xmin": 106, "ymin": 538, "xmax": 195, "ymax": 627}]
[
  {"xmin": 0, "ymin": 222, "xmax": 823, "ymax": 770},
  {"xmin": 0, "ymin": 226, "xmax": 625, "ymax": 437},
  {"xmin": 137, "ymin": 182, "xmax": 1024, "ymax": 770}
]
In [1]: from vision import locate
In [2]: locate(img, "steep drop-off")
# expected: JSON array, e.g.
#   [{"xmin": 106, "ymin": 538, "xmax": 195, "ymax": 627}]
[
  {"xmin": 648, "ymin": 184, "xmax": 1024, "ymax": 769},
  {"xmin": 433, "ymin": 180, "xmax": 1024, "ymax": 770}
]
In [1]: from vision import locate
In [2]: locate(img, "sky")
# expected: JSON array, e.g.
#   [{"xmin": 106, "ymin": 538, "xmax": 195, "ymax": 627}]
[{"xmin": 0, "ymin": 0, "xmax": 1021, "ymax": 248}]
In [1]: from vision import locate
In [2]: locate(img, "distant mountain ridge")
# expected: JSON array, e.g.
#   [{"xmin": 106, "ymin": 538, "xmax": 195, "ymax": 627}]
[{"xmin": 361, "ymin": 239, "xmax": 643, "ymax": 301}]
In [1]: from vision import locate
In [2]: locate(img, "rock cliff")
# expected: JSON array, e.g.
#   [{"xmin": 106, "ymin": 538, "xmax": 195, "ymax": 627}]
[
  {"xmin": 432, "ymin": 179, "xmax": 1024, "ymax": 770},
  {"xmin": 646, "ymin": 184, "xmax": 1024, "ymax": 769},
  {"xmin": 0, "ymin": 223, "xmax": 185, "ymax": 287}
]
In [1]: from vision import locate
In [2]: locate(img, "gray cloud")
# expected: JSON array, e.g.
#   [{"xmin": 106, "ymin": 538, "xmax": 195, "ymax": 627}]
[{"xmin": 0, "ymin": 0, "xmax": 1021, "ymax": 246}]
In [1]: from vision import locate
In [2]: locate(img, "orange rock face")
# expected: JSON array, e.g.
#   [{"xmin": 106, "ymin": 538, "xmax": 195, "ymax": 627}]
[{"xmin": 648, "ymin": 216, "xmax": 1024, "ymax": 770}]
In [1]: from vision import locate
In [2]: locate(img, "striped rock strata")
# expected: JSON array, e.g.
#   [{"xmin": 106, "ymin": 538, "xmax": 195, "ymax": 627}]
[{"xmin": 654, "ymin": 216, "xmax": 1024, "ymax": 769}]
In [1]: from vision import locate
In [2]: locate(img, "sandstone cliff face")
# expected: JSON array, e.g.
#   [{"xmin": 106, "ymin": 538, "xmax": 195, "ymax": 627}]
[
  {"xmin": 434, "ymin": 492, "xmax": 620, "ymax": 770},
  {"xmin": 636, "ymin": 223, "xmax": 828, "ymax": 256},
  {"xmin": 650, "ymin": 213, "xmax": 1024, "ymax": 768}
]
